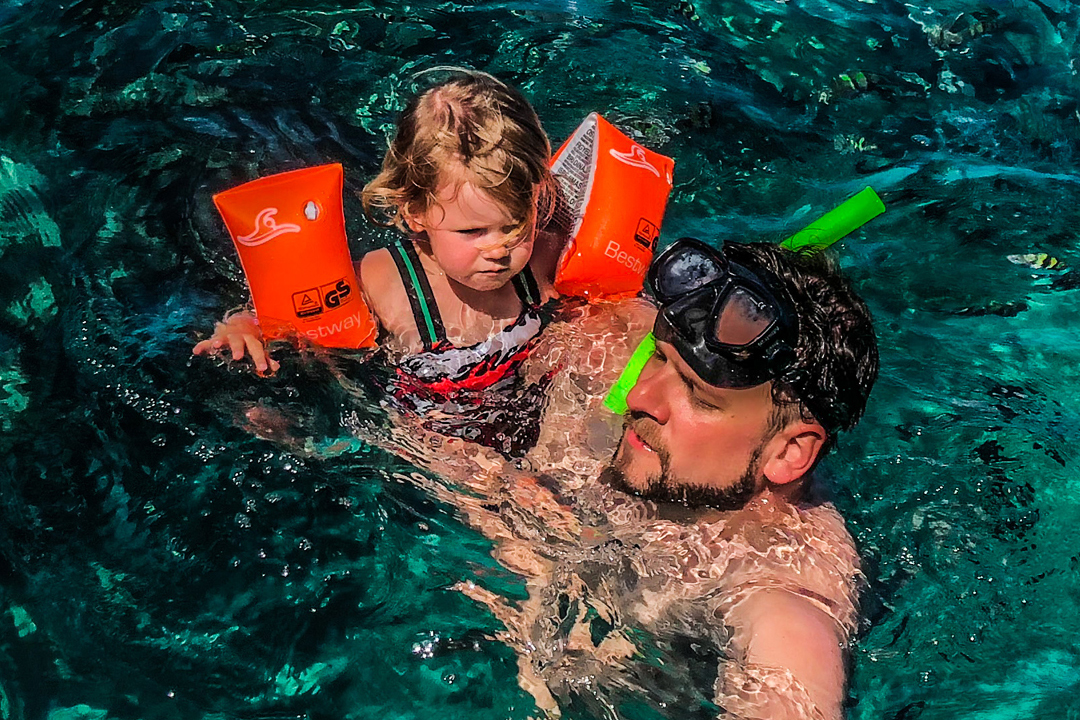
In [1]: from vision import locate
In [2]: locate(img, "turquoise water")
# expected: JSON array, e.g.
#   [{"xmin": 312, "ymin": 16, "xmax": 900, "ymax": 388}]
[{"xmin": 2, "ymin": 0, "xmax": 1080, "ymax": 718}]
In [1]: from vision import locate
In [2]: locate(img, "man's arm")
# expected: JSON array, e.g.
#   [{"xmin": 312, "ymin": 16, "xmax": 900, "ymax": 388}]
[{"xmin": 720, "ymin": 589, "xmax": 847, "ymax": 720}]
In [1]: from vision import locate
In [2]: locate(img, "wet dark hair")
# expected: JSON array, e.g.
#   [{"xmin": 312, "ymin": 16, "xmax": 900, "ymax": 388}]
[{"xmin": 724, "ymin": 242, "xmax": 879, "ymax": 440}]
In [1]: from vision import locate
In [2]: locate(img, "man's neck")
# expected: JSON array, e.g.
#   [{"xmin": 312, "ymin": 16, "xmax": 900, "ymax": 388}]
[
  {"xmin": 772, "ymin": 476, "xmax": 810, "ymax": 504},
  {"xmin": 653, "ymin": 502, "xmax": 728, "ymax": 524},
  {"xmin": 650, "ymin": 477, "xmax": 812, "ymax": 524}
]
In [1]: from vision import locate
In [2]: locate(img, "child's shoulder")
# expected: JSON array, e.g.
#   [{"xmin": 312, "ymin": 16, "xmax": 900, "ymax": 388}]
[
  {"xmin": 357, "ymin": 247, "xmax": 399, "ymax": 300},
  {"xmin": 357, "ymin": 246, "xmax": 418, "ymax": 349},
  {"xmin": 358, "ymin": 245, "xmax": 395, "ymax": 277}
]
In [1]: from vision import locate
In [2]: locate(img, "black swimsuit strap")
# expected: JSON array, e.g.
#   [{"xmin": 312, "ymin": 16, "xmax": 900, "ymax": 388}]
[
  {"xmin": 390, "ymin": 240, "xmax": 446, "ymax": 350},
  {"xmin": 513, "ymin": 264, "xmax": 541, "ymax": 308},
  {"xmin": 391, "ymin": 240, "xmax": 542, "ymax": 350}
]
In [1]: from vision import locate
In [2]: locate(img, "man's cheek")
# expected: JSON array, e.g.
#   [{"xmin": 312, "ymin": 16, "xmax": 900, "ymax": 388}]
[
  {"xmin": 612, "ymin": 436, "xmax": 632, "ymax": 473},
  {"xmin": 614, "ymin": 440, "xmax": 659, "ymax": 491}
]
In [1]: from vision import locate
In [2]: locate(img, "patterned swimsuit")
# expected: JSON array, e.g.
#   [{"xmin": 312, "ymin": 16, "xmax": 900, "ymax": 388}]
[{"xmin": 386, "ymin": 239, "xmax": 555, "ymax": 457}]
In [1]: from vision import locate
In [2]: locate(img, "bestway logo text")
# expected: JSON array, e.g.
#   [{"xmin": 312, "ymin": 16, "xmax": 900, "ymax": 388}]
[{"xmin": 303, "ymin": 310, "xmax": 369, "ymax": 341}]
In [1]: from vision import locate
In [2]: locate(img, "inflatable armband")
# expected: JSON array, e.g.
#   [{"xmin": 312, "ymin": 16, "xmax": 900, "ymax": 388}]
[
  {"xmin": 551, "ymin": 113, "xmax": 675, "ymax": 298},
  {"xmin": 213, "ymin": 164, "xmax": 377, "ymax": 349}
]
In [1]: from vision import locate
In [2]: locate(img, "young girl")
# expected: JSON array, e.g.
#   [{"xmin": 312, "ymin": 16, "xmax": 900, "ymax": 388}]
[{"xmin": 194, "ymin": 69, "xmax": 565, "ymax": 378}]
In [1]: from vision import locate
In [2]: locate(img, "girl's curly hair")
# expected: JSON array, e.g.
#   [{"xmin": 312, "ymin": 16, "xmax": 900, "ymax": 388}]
[{"xmin": 362, "ymin": 68, "xmax": 559, "ymax": 247}]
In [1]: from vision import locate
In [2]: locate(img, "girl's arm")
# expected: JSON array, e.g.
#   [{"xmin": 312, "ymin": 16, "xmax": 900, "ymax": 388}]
[
  {"xmin": 193, "ymin": 247, "xmax": 419, "ymax": 374},
  {"xmin": 357, "ymin": 248, "xmax": 424, "ymax": 355}
]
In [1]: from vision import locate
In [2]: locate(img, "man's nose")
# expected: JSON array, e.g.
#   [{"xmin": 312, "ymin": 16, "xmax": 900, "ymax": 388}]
[{"xmin": 624, "ymin": 358, "xmax": 670, "ymax": 424}]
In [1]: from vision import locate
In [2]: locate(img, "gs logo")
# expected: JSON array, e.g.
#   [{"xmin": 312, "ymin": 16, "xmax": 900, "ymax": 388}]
[
  {"xmin": 324, "ymin": 278, "xmax": 352, "ymax": 309},
  {"xmin": 292, "ymin": 277, "xmax": 354, "ymax": 319}
]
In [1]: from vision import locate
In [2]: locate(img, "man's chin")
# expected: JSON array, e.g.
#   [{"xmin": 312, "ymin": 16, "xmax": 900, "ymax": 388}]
[
  {"xmin": 601, "ymin": 452, "xmax": 757, "ymax": 511},
  {"xmin": 599, "ymin": 463, "xmax": 646, "ymax": 498},
  {"xmin": 606, "ymin": 439, "xmax": 654, "ymax": 495}
]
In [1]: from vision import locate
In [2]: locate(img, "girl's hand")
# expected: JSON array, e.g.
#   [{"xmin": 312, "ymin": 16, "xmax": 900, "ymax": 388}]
[{"xmin": 192, "ymin": 311, "xmax": 280, "ymax": 375}]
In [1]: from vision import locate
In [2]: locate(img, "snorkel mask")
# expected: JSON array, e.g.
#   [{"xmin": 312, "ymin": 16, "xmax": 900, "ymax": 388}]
[
  {"xmin": 648, "ymin": 237, "xmax": 798, "ymax": 389},
  {"xmin": 604, "ymin": 186, "xmax": 887, "ymax": 422}
]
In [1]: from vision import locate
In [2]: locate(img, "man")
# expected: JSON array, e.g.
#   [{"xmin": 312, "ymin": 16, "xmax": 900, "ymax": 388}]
[
  {"xmin": 592, "ymin": 237, "xmax": 879, "ymax": 718},
  {"xmin": 366, "ymin": 237, "xmax": 879, "ymax": 719}
]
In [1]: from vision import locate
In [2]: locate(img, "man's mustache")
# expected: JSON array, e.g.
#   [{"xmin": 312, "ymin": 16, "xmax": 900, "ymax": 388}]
[{"xmin": 626, "ymin": 411, "xmax": 665, "ymax": 457}]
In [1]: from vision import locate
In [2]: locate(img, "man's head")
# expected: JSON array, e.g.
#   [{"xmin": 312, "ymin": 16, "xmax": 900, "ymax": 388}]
[{"xmin": 606, "ymin": 239, "xmax": 878, "ymax": 508}]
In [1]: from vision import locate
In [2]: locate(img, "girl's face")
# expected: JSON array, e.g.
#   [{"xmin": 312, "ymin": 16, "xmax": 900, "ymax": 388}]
[{"xmin": 406, "ymin": 180, "xmax": 535, "ymax": 293}]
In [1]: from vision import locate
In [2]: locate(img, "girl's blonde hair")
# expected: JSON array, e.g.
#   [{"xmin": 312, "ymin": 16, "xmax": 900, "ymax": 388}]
[{"xmin": 362, "ymin": 69, "xmax": 558, "ymax": 246}]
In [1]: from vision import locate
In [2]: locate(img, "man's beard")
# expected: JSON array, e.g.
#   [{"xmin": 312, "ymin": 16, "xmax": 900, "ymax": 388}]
[{"xmin": 602, "ymin": 416, "xmax": 761, "ymax": 511}]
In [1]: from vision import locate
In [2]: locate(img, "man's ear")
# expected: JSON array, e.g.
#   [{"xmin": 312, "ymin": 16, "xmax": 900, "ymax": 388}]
[{"xmin": 761, "ymin": 421, "xmax": 827, "ymax": 486}]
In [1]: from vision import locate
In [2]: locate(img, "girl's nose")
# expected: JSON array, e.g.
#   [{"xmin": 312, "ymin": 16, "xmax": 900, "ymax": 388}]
[{"xmin": 481, "ymin": 241, "xmax": 511, "ymax": 261}]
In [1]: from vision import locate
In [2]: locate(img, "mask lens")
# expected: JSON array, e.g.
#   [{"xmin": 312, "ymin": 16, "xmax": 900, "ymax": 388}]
[
  {"xmin": 653, "ymin": 244, "xmax": 725, "ymax": 301},
  {"xmin": 714, "ymin": 287, "xmax": 777, "ymax": 346}
]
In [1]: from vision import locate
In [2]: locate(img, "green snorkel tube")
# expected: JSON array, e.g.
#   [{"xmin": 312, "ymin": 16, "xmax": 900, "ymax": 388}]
[
  {"xmin": 778, "ymin": 186, "xmax": 886, "ymax": 254},
  {"xmin": 603, "ymin": 186, "xmax": 886, "ymax": 414},
  {"xmin": 603, "ymin": 332, "xmax": 658, "ymax": 414}
]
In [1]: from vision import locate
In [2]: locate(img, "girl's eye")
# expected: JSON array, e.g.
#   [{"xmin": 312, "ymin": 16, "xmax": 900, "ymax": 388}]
[{"xmin": 459, "ymin": 228, "xmax": 487, "ymax": 236}]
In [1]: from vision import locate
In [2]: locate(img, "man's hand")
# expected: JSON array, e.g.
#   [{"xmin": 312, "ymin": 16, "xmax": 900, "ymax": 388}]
[{"xmin": 192, "ymin": 311, "xmax": 280, "ymax": 375}]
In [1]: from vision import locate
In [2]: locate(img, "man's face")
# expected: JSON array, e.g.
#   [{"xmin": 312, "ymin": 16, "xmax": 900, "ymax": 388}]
[{"xmin": 607, "ymin": 338, "xmax": 778, "ymax": 509}]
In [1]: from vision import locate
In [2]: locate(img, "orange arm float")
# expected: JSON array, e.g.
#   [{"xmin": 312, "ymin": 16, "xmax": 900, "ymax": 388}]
[
  {"xmin": 551, "ymin": 113, "xmax": 675, "ymax": 298},
  {"xmin": 213, "ymin": 163, "xmax": 377, "ymax": 349}
]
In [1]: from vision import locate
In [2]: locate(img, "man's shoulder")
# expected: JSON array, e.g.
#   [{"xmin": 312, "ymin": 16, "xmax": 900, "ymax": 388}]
[
  {"xmin": 709, "ymin": 493, "xmax": 862, "ymax": 636},
  {"xmin": 736, "ymin": 493, "xmax": 856, "ymax": 558}
]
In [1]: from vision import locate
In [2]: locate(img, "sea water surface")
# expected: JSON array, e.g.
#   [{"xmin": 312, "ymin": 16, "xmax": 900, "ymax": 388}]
[{"xmin": 1, "ymin": 0, "xmax": 1079, "ymax": 718}]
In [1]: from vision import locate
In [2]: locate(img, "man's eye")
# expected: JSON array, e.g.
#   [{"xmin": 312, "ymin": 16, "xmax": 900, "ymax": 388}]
[
  {"xmin": 681, "ymin": 373, "xmax": 723, "ymax": 410},
  {"xmin": 691, "ymin": 392, "xmax": 723, "ymax": 411}
]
